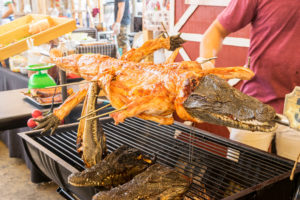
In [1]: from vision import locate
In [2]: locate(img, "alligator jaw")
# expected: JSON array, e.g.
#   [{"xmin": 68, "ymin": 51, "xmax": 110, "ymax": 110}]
[
  {"xmin": 183, "ymin": 74, "xmax": 277, "ymax": 132},
  {"xmin": 68, "ymin": 145, "xmax": 154, "ymax": 188},
  {"xmin": 185, "ymin": 109, "xmax": 277, "ymax": 132}
]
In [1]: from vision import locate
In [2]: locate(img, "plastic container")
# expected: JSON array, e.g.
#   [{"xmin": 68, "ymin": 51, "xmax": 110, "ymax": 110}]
[
  {"xmin": 276, "ymin": 124, "xmax": 300, "ymax": 162},
  {"xmin": 227, "ymin": 128, "xmax": 275, "ymax": 162},
  {"xmin": 26, "ymin": 63, "xmax": 56, "ymax": 89}
]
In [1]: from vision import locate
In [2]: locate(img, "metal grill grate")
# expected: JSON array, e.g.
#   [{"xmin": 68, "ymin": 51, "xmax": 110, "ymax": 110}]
[
  {"xmin": 31, "ymin": 118, "xmax": 296, "ymax": 200},
  {"xmin": 75, "ymin": 44, "xmax": 117, "ymax": 58},
  {"xmin": 72, "ymin": 28, "xmax": 98, "ymax": 39}
]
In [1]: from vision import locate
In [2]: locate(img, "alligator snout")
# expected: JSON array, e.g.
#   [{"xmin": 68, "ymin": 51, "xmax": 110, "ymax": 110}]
[
  {"xmin": 184, "ymin": 74, "xmax": 277, "ymax": 132},
  {"xmin": 255, "ymin": 103, "xmax": 276, "ymax": 122}
]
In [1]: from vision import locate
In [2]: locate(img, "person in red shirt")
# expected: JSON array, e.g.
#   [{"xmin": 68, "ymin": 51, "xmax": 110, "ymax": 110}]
[{"xmin": 199, "ymin": 0, "xmax": 300, "ymax": 161}]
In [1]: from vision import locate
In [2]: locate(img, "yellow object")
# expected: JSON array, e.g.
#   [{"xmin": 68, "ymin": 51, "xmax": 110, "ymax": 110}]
[
  {"xmin": 0, "ymin": 14, "xmax": 76, "ymax": 60},
  {"xmin": 11, "ymin": 67, "xmax": 20, "ymax": 73},
  {"xmin": 284, "ymin": 86, "xmax": 300, "ymax": 131}
]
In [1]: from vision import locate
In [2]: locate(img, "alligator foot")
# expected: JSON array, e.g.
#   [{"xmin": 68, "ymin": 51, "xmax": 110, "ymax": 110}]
[
  {"xmin": 34, "ymin": 113, "xmax": 60, "ymax": 135},
  {"xmin": 169, "ymin": 33, "xmax": 186, "ymax": 51},
  {"xmin": 68, "ymin": 145, "xmax": 155, "ymax": 188}
]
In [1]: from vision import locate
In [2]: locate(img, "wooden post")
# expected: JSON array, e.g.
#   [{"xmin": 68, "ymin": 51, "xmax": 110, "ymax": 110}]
[
  {"xmin": 78, "ymin": 0, "xmax": 83, "ymax": 26},
  {"xmin": 38, "ymin": 0, "xmax": 47, "ymax": 14},
  {"xmin": 50, "ymin": 0, "xmax": 55, "ymax": 13},
  {"xmin": 98, "ymin": 0, "xmax": 103, "ymax": 24},
  {"xmin": 17, "ymin": 0, "xmax": 25, "ymax": 16},
  {"xmin": 58, "ymin": 70, "xmax": 68, "ymax": 101},
  {"xmin": 87, "ymin": 0, "xmax": 95, "ymax": 28},
  {"xmin": 142, "ymin": 0, "xmax": 153, "ymax": 62},
  {"xmin": 143, "ymin": 30, "xmax": 154, "ymax": 62},
  {"xmin": 131, "ymin": 0, "xmax": 136, "ymax": 32}
]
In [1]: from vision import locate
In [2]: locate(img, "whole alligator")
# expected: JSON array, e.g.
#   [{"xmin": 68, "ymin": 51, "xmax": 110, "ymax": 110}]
[{"xmin": 34, "ymin": 34, "xmax": 277, "ymax": 169}]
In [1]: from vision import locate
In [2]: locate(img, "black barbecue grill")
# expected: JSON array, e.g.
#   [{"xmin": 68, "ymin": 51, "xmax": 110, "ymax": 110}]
[{"xmin": 19, "ymin": 117, "xmax": 300, "ymax": 200}]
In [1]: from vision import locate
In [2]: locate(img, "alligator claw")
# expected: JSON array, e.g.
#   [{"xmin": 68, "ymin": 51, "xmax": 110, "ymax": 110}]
[
  {"xmin": 169, "ymin": 33, "xmax": 186, "ymax": 51},
  {"xmin": 34, "ymin": 113, "xmax": 60, "ymax": 135}
]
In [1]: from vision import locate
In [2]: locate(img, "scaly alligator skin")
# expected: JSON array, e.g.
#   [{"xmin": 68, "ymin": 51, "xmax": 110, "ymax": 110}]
[
  {"xmin": 93, "ymin": 163, "xmax": 191, "ymax": 200},
  {"xmin": 68, "ymin": 145, "xmax": 154, "ymax": 187},
  {"xmin": 77, "ymin": 82, "xmax": 107, "ymax": 167},
  {"xmin": 184, "ymin": 74, "xmax": 277, "ymax": 132}
]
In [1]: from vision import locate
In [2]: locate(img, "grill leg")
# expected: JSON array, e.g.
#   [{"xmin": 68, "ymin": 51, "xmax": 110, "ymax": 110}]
[
  {"xmin": 294, "ymin": 182, "xmax": 300, "ymax": 200},
  {"xmin": 57, "ymin": 187, "xmax": 75, "ymax": 200}
]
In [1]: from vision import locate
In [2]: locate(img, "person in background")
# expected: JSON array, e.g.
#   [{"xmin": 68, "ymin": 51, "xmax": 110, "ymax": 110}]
[
  {"xmin": 112, "ymin": 0, "xmax": 131, "ymax": 55},
  {"xmin": 0, "ymin": 0, "xmax": 14, "ymax": 25},
  {"xmin": 0, "ymin": 0, "xmax": 15, "ymax": 67},
  {"xmin": 199, "ymin": 0, "xmax": 300, "ymax": 161}
]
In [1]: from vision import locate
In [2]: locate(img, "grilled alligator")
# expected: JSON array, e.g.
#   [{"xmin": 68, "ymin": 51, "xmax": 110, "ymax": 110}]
[
  {"xmin": 93, "ymin": 163, "xmax": 191, "ymax": 200},
  {"xmin": 35, "ymin": 34, "xmax": 277, "ymax": 138},
  {"xmin": 68, "ymin": 145, "xmax": 154, "ymax": 188},
  {"xmin": 34, "ymin": 34, "xmax": 185, "ymax": 168},
  {"xmin": 35, "ymin": 34, "xmax": 277, "ymax": 171}
]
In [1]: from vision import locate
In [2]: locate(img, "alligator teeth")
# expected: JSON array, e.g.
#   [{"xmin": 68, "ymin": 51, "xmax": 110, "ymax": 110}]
[{"xmin": 209, "ymin": 113, "xmax": 277, "ymax": 132}]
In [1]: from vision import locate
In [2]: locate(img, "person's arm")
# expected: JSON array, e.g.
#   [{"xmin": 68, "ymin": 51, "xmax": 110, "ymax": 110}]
[
  {"xmin": 2, "ymin": 2, "xmax": 14, "ymax": 19},
  {"xmin": 198, "ymin": 0, "xmax": 257, "ymax": 69},
  {"xmin": 112, "ymin": 1, "xmax": 125, "ymax": 35},
  {"xmin": 116, "ymin": 2, "xmax": 125, "ymax": 24},
  {"xmin": 199, "ymin": 19, "xmax": 230, "ymax": 68}
]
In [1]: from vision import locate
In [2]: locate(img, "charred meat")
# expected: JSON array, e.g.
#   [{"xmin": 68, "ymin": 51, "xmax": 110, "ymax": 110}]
[
  {"xmin": 93, "ymin": 163, "xmax": 191, "ymax": 200},
  {"xmin": 68, "ymin": 145, "xmax": 154, "ymax": 187}
]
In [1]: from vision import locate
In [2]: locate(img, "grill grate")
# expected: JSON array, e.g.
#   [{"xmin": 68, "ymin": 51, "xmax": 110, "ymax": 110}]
[
  {"xmin": 31, "ymin": 117, "xmax": 295, "ymax": 200},
  {"xmin": 75, "ymin": 44, "xmax": 116, "ymax": 58}
]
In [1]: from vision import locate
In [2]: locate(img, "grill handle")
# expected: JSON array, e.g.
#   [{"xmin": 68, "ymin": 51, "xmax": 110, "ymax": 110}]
[
  {"xmin": 293, "ymin": 178, "xmax": 300, "ymax": 200},
  {"xmin": 57, "ymin": 187, "xmax": 76, "ymax": 200}
]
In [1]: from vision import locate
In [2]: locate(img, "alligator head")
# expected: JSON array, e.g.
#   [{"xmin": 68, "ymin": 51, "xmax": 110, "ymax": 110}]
[
  {"xmin": 184, "ymin": 74, "xmax": 277, "ymax": 132},
  {"xmin": 68, "ymin": 145, "xmax": 154, "ymax": 188},
  {"xmin": 93, "ymin": 163, "xmax": 191, "ymax": 200}
]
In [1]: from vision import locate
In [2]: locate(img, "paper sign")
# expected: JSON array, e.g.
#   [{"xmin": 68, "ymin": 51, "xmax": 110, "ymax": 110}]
[{"xmin": 283, "ymin": 86, "xmax": 300, "ymax": 131}]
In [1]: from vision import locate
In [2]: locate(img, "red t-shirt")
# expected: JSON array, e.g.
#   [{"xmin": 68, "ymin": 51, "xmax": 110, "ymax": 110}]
[{"xmin": 218, "ymin": 0, "xmax": 300, "ymax": 114}]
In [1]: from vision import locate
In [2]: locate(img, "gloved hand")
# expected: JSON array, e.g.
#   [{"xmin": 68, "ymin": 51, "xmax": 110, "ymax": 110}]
[
  {"xmin": 196, "ymin": 57, "xmax": 215, "ymax": 70},
  {"xmin": 112, "ymin": 22, "xmax": 121, "ymax": 35}
]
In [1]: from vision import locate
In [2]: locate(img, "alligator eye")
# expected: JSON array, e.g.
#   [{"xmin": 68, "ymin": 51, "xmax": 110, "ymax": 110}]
[
  {"xmin": 191, "ymin": 79, "xmax": 197, "ymax": 87},
  {"xmin": 137, "ymin": 155, "xmax": 142, "ymax": 160}
]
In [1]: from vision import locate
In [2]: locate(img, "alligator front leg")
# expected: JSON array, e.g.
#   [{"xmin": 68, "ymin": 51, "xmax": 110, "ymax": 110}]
[
  {"xmin": 165, "ymin": 47, "xmax": 181, "ymax": 64},
  {"xmin": 204, "ymin": 66, "xmax": 255, "ymax": 80},
  {"xmin": 34, "ymin": 88, "xmax": 88, "ymax": 135}
]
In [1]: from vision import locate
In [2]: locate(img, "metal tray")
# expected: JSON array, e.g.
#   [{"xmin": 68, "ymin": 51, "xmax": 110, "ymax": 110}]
[{"xmin": 21, "ymin": 92, "xmax": 62, "ymax": 107}]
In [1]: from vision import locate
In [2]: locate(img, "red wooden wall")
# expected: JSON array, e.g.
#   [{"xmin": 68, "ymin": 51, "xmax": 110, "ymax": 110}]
[{"xmin": 174, "ymin": 1, "xmax": 250, "ymax": 67}]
